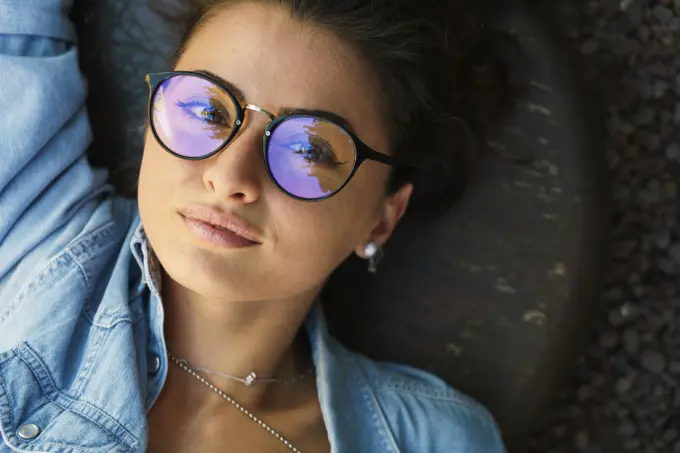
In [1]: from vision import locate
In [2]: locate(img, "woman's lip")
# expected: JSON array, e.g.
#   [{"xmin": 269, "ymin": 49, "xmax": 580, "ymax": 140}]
[
  {"xmin": 178, "ymin": 205, "xmax": 263, "ymax": 243},
  {"xmin": 181, "ymin": 215, "xmax": 259, "ymax": 249}
]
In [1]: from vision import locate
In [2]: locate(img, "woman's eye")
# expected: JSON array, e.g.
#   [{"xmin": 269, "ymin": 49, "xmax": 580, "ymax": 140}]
[
  {"xmin": 176, "ymin": 99, "xmax": 231, "ymax": 127},
  {"xmin": 290, "ymin": 140, "xmax": 344, "ymax": 167}
]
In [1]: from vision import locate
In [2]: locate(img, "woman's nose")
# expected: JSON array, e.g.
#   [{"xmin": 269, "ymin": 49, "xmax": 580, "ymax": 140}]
[{"xmin": 201, "ymin": 117, "xmax": 269, "ymax": 204}]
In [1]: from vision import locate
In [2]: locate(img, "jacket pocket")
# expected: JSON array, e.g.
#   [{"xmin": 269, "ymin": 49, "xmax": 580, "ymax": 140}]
[{"xmin": 0, "ymin": 343, "xmax": 138, "ymax": 453}]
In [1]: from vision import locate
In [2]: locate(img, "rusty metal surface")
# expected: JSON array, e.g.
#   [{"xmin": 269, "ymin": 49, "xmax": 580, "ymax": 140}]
[{"xmin": 71, "ymin": 1, "xmax": 609, "ymax": 449}]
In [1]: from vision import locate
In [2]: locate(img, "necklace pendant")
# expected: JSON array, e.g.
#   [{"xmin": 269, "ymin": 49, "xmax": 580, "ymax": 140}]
[{"xmin": 244, "ymin": 372, "xmax": 257, "ymax": 386}]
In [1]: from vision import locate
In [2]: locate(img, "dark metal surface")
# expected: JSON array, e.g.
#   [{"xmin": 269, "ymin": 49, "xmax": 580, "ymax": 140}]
[{"xmin": 71, "ymin": 1, "xmax": 609, "ymax": 449}]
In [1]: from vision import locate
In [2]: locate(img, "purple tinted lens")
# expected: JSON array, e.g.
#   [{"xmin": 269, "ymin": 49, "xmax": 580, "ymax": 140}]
[
  {"xmin": 151, "ymin": 75, "xmax": 238, "ymax": 158},
  {"xmin": 267, "ymin": 117, "xmax": 356, "ymax": 199}
]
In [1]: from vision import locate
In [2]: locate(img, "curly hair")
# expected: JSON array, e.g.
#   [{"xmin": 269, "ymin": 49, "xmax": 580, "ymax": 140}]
[{"xmin": 152, "ymin": 0, "xmax": 527, "ymax": 217}]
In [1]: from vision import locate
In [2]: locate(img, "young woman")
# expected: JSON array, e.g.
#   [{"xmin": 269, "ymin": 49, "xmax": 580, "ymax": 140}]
[{"xmin": 0, "ymin": 0, "xmax": 520, "ymax": 451}]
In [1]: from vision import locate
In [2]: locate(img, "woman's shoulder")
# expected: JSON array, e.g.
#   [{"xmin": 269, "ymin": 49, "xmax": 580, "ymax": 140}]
[
  {"xmin": 347, "ymin": 349, "xmax": 506, "ymax": 452},
  {"xmin": 308, "ymin": 304, "xmax": 506, "ymax": 451}
]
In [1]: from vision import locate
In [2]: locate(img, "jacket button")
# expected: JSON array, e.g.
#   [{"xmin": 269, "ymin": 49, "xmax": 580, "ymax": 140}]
[
  {"xmin": 17, "ymin": 424, "xmax": 40, "ymax": 440},
  {"xmin": 149, "ymin": 354, "xmax": 161, "ymax": 376}
]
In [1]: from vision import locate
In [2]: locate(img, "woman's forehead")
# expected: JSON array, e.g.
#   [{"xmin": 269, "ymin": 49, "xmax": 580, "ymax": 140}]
[{"xmin": 176, "ymin": 2, "xmax": 389, "ymax": 151}]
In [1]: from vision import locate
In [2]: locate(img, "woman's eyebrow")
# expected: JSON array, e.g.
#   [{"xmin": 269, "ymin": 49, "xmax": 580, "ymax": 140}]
[
  {"xmin": 278, "ymin": 107, "xmax": 357, "ymax": 135},
  {"xmin": 195, "ymin": 69, "xmax": 356, "ymax": 135},
  {"xmin": 195, "ymin": 69, "xmax": 247, "ymax": 103}
]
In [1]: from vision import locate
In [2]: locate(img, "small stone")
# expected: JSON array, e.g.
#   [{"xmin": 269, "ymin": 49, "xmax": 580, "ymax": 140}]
[
  {"xmin": 662, "ymin": 372, "xmax": 678, "ymax": 386},
  {"xmin": 641, "ymin": 350, "xmax": 666, "ymax": 373},
  {"xmin": 618, "ymin": 122, "xmax": 636, "ymax": 136},
  {"xmin": 643, "ymin": 133, "xmax": 661, "ymax": 151},
  {"xmin": 632, "ymin": 284, "xmax": 645, "ymax": 298},
  {"xmin": 623, "ymin": 328, "xmax": 640, "ymax": 355},
  {"xmin": 618, "ymin": 422, "xmax": 636, "ymax": 437},
  {"xmin": 553, "ymin": 424, "xmax": 568, "ymax": 438},
  {"xmin": 620, "ymin": 302, "xmax": 639, "ymax": 319},
  {"xmin": 616, "ymin": 376, "xmax": 634, "ymax": 393},
  {"xmin": 574, "ymin": 430, "xmax": 590, "ymax": 450},
  {"xmin": 581, "ymin": 39, "xmax": 600, "ymax": 55},
  {"xmin": 671, "ymin": 18, "xmax": 680, "ymax": 32},
  {"xmin": 670, "ymin": 361, "xmax": 680, "ymax": 374},
  {"xmin": 654, "ymin": 5, "xmax": 675, "ymax": 23},
  {"xmin": 639, "ymin": 25, "xmax": 651, "ymax": 41},
  {"xmin": 664, "ymin": 181, "xmax": 677, "ymax": 199},
  {"xmin": 641, "ymin": 331, "xmax": 655, "ymax": 343},
  {"xmin": 658, "ymin": 258, "xmax": 678, "ymax": 274},
  {"xmin": 614, "ymin": 240, "xmax": 637, "ymax": 258},
  {"xmin": 624, "ymin": 144, "xmax": 639, "ymax": 158},
  {"xmin": 647, "ymin": 179, "xmax": 662, "ymax": 198},
  {"xmin": 654, "ymin": 384, "xmax": 667, "ymax": 397},
  {"xmin": 666, "ymin": 143, "xmax": 680, "ymax": 161},
  {"xmin": 665, "ymin": 429, "xmax": 679, "ymax": 443},
  {"xmin": 607, "ymin": 147, "xmax": 620, "ymax": 168},
  {"xmin": 634, "ymin": 107, "xmax": 655, "ymax": 126},
  {"xmin": 654, "ymin": 80, "xmax": 669, "ymax": 98},
  {"xmin": 616, "ymin": 354, "xmax": 634, "ymax": 373},
  {"xmin": 662, "ymin": 109, "xmax": 675, "ymax": 126},
  {"xmin": 627, "ymin": 38, "xmax": 641, "ymax": 54},
  {"xmin": 599, "ymin": 329, "xmax": 619, "ymax": 349},
  {"xmin": 670, "ymin": 244, "xmax": 680, "ymax": 265},
  {"xmin": 624, "ymin": 438, "xmax": 641, "ymax": 450},
  {"xmin": 577, "ymin": 385, "xmax": 592, "ymax": 402},
  {"xmin": 608, "ymin": 37, "xmax": 631, "ymax": 56},
  {"xmin": 609, "ymin": 308, "xmax": 626, "ymax": 326},
  {"xmin": 637, "ymin": 189, "xmax": 656, "ymax": 208},
  {"xmin": 627, "ymin": 1, "xmax": 643, "ymax": 24},
  {"xmin": 656, "ymin": 230, "xmax": 672, "ymax": 249},
  {"xmin": 637, "ymin": 77, "xmax": 654, "ymax": 100},
  {"xmin": 606, "ymin": 287, "xmax": 624, "ymax": 301},
  {"xmin": 614, "ymin": 185, "xmax": 631, "ymax": 201}
]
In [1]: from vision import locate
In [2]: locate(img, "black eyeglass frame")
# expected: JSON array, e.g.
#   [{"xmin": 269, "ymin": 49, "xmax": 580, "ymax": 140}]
[{"xmin": 145, "ymin": 70, "xmax": 394, "ymax": 201}]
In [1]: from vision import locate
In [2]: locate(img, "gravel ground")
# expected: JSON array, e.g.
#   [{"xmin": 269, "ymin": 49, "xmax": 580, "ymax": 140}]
[{"xmin": 526, "ymin": 1, "xmax": 680, "ymax": 452}]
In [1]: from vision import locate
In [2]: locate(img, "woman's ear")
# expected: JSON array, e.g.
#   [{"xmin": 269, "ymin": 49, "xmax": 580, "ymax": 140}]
[{"xmin": 355, "ymin": 183, "xmax": 413, "ymax": 258}]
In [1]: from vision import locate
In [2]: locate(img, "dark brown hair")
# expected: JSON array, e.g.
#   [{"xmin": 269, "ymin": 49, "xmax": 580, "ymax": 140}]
[{"xmin": 154, "ymin": 0, "xmax": 527, "ymax": 217}]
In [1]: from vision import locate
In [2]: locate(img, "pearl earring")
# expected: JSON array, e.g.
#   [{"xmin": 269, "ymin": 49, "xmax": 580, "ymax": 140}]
[{"xmin": 364, "ymin": 241, "xmax": 383, "ymax": 274}]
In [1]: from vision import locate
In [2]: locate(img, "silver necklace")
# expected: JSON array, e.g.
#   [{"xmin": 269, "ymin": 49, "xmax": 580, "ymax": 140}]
[
  {"xmin": 168, "ymin": 353, "xmax": 312, "ymax": 387},
  {"xmin": 168, "ymin": 353, "xmax": 304, "ymax": 452}
]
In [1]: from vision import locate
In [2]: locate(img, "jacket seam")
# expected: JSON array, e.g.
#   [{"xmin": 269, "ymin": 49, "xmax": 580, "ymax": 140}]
[
  {"xmin": 355, "ymin": 358, "xmax": 401, "ymax": 453},
  {"xmin": 65, "ymin": 219, "xmax": 116, "ymax": 273},
  {"xmin": 70, "ymin": 322, "xmax": 108, "ymax": 399},
  {"xmin": 65, "ymin": 248, "xmax": 90, "ymax": 290},
  {"xmin": 0, "ymin": 251, "xmax": 75, "ymax": 327},
  {"xmin": 379, "ymin": 381, "xmax": 490, "ymax": 408},
  {"xmin": 377, "ymin": 386, "xmax": 498, "ymax": 428},
  {"xmin": 0, "ymin": 376, "xmax": 13, "ymax": 428},
  {"xmin": 83, "ymin": 312, "xmax": 134, "ymax": 330}
]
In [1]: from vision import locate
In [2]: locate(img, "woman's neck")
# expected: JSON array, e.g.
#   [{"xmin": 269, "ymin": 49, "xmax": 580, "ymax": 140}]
[{"xmin": 159, "ymin": 269, "xmax": 320, "ymax": 408}]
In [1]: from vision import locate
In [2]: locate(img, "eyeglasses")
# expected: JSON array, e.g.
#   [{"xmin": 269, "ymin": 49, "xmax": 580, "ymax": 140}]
[{"xmin": 145, "ymin": 70, "xmax": 394, "ymax": 201}]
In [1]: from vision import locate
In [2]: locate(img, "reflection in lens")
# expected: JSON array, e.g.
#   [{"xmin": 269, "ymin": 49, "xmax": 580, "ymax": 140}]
[
  {"xmin": 267, "ymin": 117, "xmax": 356, "ymax": 199},
  {"xmin": 151, "ymin": 75, "xmax": 238, "ymax": 158}
]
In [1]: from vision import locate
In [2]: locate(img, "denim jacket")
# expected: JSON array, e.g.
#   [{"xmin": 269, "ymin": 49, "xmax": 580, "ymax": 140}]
[{"xmin": 0, "ymin": 1, "xmax": 506, "ymax": 451}]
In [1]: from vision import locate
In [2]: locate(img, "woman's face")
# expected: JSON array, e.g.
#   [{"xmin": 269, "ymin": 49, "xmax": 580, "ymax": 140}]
[{"xmin": 138, "ymin": 2, "xmax": 411, "ymax": 302}]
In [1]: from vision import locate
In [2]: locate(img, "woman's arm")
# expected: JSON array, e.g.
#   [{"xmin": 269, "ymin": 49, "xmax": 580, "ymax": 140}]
[{"xmin": 0, "ymin": 0, "xmax": 113, "ymax": 279}]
